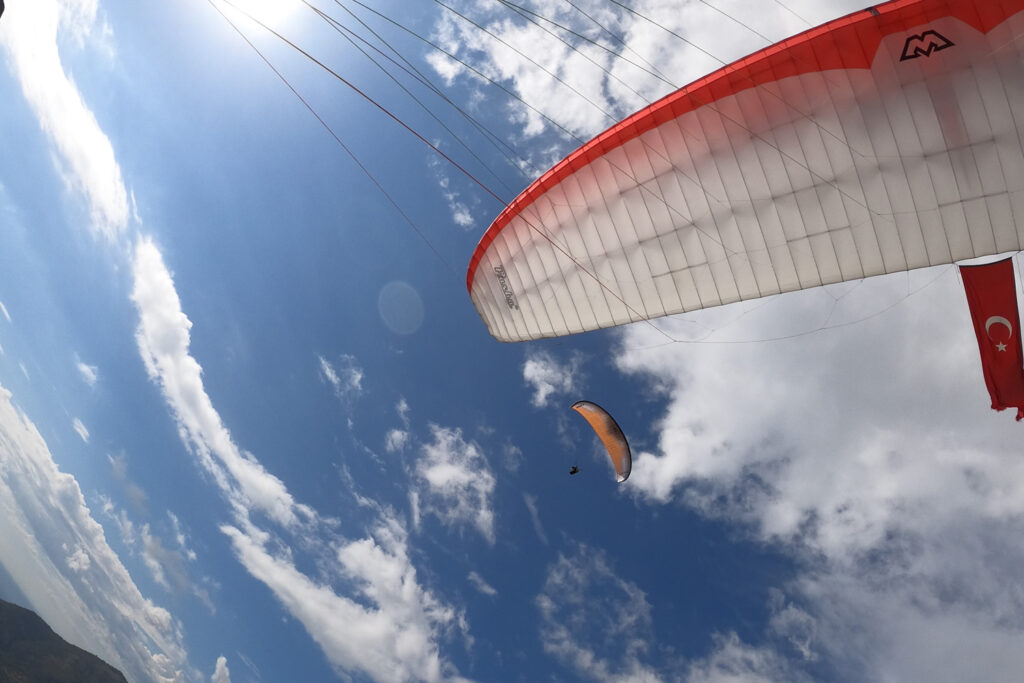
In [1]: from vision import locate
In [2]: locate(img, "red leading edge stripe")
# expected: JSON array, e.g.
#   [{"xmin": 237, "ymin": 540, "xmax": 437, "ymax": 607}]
[{"xmin": 466, "ymin": 0, "xmax": 1024, "ymax": 292}]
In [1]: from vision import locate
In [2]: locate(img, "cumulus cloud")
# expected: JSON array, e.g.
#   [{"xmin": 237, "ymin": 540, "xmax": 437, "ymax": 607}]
[
  {"xmin": 385, "ymin": 399, "xmax": 412, "ymax": 453},
  {"xmin": 0, "ymin": 0, "xmax": 131, "ymax": 239},
  {"xmin": 685, "ymin": 632, "xmax": 802, "ymax": 683},
  {"xmin": 211, "ymin": 655, "xmax": 231, "ymax": 683},
  {"xmin": 428, "ymin": 0, "xmax": 846, "ymax": 149},
  {"xmin": 222, "ymin": 511, "xmax": 468, "ymax": 683},
  {"xmin": 396, "ymin": 397, "xmax": 411, "ymax": 427},
  {"xmin": 0, "ymin": 384, "xmax": 191, "ymax": 682},
  {"xmin": 616, "ymin": 271, "xmax": 1024, "ymax": 680},
  {"xmin": 132, "ymin": 237, "xmax": 311, "ymax": 529},
  {"xmin": 71, "ymin": 417, "xmax": 89, "ymax": 443},
  {"xmin": 385, "ymin": 428, "xmax": 409, "ymax": 453},
  {"xmin": 414, "ymin": 425, "xmax": 496, "ymax": 544},
  {"xmin": 522, "ymin": 350, "xmax": 583, "ymax": 408},
  {"xmin": 65, "ymin": 544, "xmax": 91, "ymax": 573}
]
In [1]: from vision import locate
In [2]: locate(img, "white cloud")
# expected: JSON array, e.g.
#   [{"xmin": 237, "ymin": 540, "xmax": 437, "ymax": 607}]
[
  {"xmin": 386, "ymin": 400, "xmax": 411, "ymax": 452},
  {"xmin": 467, "ymin": 570, "xmax": 497, "ymax": 597},
  {"xmin": 71, "ymin": 417, "xmax": 89, "ymax": 443},
  {"xmin": 0, "ymin": 384, "xmax": 191, "ymax": 682},
  {"xmin": 132, "ymin": 237, "xmax": 311, "ymax": 529},
  {"xmin": 0, "ymin": 0, "xmax": 131, "ymax": 239},
  {"xmin": 522, "ymin": 493, "xmax": 548, "ymax": 546},
  {"xmin": 211, "ymin": 655, "xmax": 231, "ymax": 683},
  {"xmin": 615, "ymin": 270, "xmax": 1024, "ymax": 680},
  {"xmin": 130, "ymin": 238, "xmax": 469, "ymax": 680},
  {"xmin": 222, "ymin": 511, "xmax": 468, "ymax": 683},
  {"xmin": 396, "ymin": 397, "xmax": 411, "ymax": 427},
  {"xmin": 319, "ymin": 354, "xmax": 364, "ymax": 403},
  {"xmin": 76, "ymin": 359, "xmax": 99, "ymax": 386},
  {"xmin": 414, "ymin": 425, "xmax": 496, "ymax": 544},
  {"xmin": 385, "ymin": 428, "xmax": 409, "ymax": 453},
  {"xmin": 685, "ymin": 632, "xmax": 801, "ymax": 683},
  {"xmin": 101, "ymin": 496, "xmax": 214, "ymax": 613},
  {"xmin": 428, "ymin": 156, "xmax": 476, "ymax": 230},
  {"xmin": 108, "ymin": 453, "xmax": 147, "ymax": 514},
  {"xmin": 0, "ymin": 300, "xmax": 10, "ymax": 323},
  {"xmin": 522, "ymin": 350, "xmax": 583, "ymax": 408},
  {"xmin": 429, "ymin": 0, "xmax": 862, "ymax": 148},
  {"xmin": 65, "ymin": 544, "xmax": 91, "ymax": 572},
  {"xmin": 168, "ymin": 511, "xmax": 197, "ymax": 562},
  {"xmin": 536, "ymin": 542, "xmax": 666, "ymax": 681},
  {"xmin": 501, "ymin": 442, "xmax": 523, "ymax": 472}
]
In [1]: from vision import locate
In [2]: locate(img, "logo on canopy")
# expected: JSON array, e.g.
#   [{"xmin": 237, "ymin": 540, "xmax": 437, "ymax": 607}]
[
  {"xmin": 900, "ymin": 30, "xmax": 954, "ymax": 61},
  {"xmin": 493, "ymin": 266, "xmax": 520, "ymax": 311}
]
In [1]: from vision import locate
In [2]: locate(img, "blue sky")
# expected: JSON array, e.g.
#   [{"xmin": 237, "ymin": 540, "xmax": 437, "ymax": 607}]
[{"xmin": 2, "ymin": 1, "xmax": 1024, "ymax": 681}]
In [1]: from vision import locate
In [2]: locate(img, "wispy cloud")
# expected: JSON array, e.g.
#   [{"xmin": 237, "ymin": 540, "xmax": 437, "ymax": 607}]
[
  {"xmin": 319, "ymin": 354, "xmax": 364, "ymax": 402},
  {"xmin": 428, "ymin": 156, "xmax": 476, "ymax": 230},
  {"xmin": 0, "ymin": 300, "xmax": 10, "ymax": 323},
  {"xmin": 414, "ymin": 425, "xmax": 496, "ymax": 544},
  {"xmin": 108, "ymin": 453, "xmax": 147, "ymax": 514},
  {"xmin": 522, "ymin": 493, "xmax": 548, "ymax": 546},
  {"xmin": 71, "ymin": 417, "xmax": 89, "ymax": 443},
  {"xmin": 132, "ymin": 238, "xmax": 469, "ymax": 681},
  {"xmin": 467, "ymin": 570, "xmax": 497, "ymax": 597},
  {"xmin": 0, "ymin": 0, "xmax": 130, "ymax": 239},
  {"xmin": 536, "ymin": 542, "xmax": 666, "ymax": 681},
  {"xmin": 132, "ymin": 237, "xmax": 311, "ymax": 529},
  {"xmin": 222, "ymin": 511, "xmax": 467, "ymax": 683},
  {"xmin": 0, "ymin": 384, "xmax": 191, "ymax": 682},
  {"xmin": 76, "ymin": 358, "xmax": 99, "ymax": 386},
  {"xmin": 522, "ymin": 350, "xmax": 582, "ymax": 408}
]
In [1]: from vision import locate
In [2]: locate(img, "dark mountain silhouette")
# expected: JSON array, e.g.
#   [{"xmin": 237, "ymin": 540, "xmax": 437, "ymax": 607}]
[{"xmin": 0, "ymin": 597, "xmax": 127, "ymax": 683}]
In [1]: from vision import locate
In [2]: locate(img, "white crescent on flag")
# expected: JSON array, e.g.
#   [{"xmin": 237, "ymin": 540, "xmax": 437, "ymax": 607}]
[{"xmin": 985, "ymin": 316, "xmax": 1013, "ymax": 340}]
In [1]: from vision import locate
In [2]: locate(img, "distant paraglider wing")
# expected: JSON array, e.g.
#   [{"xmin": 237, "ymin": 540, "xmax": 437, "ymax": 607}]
[
  {"xmin": 468, "ymin": 0, "xmax": 1024, "ymax": 341},
  {"xmin": 571, "ymin": 401, "xmax": 631, "ymax": 483}
]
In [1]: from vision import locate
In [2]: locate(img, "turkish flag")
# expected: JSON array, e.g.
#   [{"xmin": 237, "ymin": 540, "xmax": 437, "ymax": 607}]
[{"xmin": 960, "ymin": 258, "xmax": 1024, "ymax": 420}]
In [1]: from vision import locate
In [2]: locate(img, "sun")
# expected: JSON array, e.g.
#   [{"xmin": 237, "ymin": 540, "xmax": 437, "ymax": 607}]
[{"xmin": 217, "ymin": 0, "xmax": 298, "ymax": 32}]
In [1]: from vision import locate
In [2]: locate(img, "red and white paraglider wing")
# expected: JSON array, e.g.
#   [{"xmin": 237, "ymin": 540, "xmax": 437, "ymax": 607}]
[{"xmin": 467, "ymin": 0, "xmax": 1024, "ymax": 342}]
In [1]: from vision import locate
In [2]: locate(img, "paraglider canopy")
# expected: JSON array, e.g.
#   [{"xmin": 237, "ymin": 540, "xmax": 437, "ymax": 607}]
[
  {"xmin": 570, "ymin": 401, "xmax": 631, "ymax": 483},
  {"xmin": 468, "ymin": 0, "xmax": 1024, "ymax": 341}
]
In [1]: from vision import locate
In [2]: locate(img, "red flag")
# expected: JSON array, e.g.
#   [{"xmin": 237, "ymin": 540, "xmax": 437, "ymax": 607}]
[{"xmin": 960, "ymin": 258, "xmax": 1024, "ymax": 420}]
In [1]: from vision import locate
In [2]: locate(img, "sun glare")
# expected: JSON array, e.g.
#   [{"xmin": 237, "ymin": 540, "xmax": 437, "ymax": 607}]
[{"xmin": 218, "ymin": 0, "xmax": 298, "ymax": 32}]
